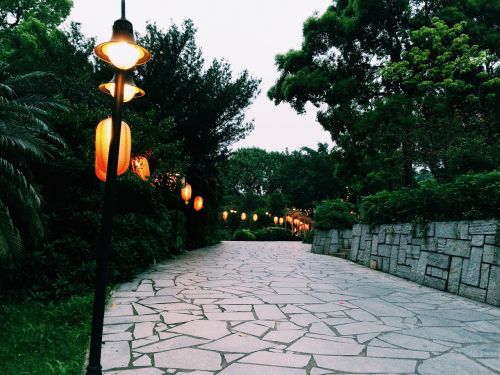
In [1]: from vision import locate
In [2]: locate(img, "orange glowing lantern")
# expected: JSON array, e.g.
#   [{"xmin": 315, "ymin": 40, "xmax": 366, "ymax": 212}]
[
  {"xmin": 193, "ymin": 196, "xmax": 204, "ymax": 211},
  {"xmin": 222, "ymin": 211, "xmax": 229, "ymax": 221},
  {"xmin": 274, "ymin": 216, "xmax": 279, "ymax": 225},
  {"xmin": 252, "ymin": 213, "xmax": 258, "ymax": 222},
  {"xmin": 279, "ymin": 217, "xmax": 284, "ymax": 225},
  {"xmin": 131, "ymin": 156, "xmax": 150, "ymax": 181},
  {"xmin": 241, "ymin": 212, "xmax": 247, "ymax": 221},
  {"xmin": 95, "ymin": 118, "xmax": 131, "ymax": 182},
  {"xmin": 181, "ymin": 183, "xmax": 192, "ymax": 205}
]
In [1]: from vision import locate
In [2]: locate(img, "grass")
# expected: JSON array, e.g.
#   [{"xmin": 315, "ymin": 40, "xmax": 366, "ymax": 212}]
[{"xmin": 0, "ymin": 293, "xmax": 93, "ymax": 375}]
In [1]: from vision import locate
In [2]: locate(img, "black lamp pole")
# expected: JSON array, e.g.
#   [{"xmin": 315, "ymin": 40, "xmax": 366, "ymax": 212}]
[{"xmin": 86, "ymin": 2, "xmax": 127, "ymax": 375}]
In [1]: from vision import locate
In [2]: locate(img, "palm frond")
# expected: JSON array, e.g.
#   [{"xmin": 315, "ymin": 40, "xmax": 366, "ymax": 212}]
[{"xmin": 0, "ymin": 202, "xmax": 22, "ymax": 259}]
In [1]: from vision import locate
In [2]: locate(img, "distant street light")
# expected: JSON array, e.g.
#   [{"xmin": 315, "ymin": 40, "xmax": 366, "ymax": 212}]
[{"xmin": 86, "ymin": 1, "xmax": 150, "ymax": 374}]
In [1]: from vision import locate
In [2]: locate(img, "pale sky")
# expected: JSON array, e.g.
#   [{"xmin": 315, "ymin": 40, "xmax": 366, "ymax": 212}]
[{"xmin": 68, "ymin": 0, "xmax": 333, "ymax": 152}]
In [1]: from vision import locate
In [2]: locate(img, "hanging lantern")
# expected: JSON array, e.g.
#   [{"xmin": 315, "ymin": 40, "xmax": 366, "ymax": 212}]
[
  {"xmin": 241, "ymin": 212, "xmax": 247, "ymax": 221},
  {"xmin": 95, "ymin": 118, "xmax": 131, "ymax": 182},
  {"xmin": 131, "ymin": 156, "xmax": 150, "ymax": 181},
  {"xmin": 274, "ymin": 216, "xmax": 279, "ymax": 225},
  {"xmin": 252, "ymin": 213, "xmax": 258, "ymax": 222},
  {"xmin": 193, "ymin": 196, "xmax": 204, "ymax": 211},
  {"xmin": 279, "ymin": 217, "xmax": 284, "ymax": 225},
  {"xmin": 222, "ymin": 211, "xmax": 229, "ymax": 221},
  {"xmin": 294, "ymin": 219, "xmax": 300, "ymax": 226},
  {"xmin": 181, "ymin": 183, "xmax": 192, "ymax": 205}
]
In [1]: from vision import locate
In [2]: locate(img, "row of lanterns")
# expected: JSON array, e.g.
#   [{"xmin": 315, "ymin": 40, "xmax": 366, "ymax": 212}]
[{"xmin": 95, "ymin": 125, "xmax": 203, "ymax": 211}]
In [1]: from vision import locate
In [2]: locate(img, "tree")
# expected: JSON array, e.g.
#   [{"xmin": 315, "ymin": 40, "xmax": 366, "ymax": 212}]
[
  {"xmin": 0, "ymin": 63, "xmax": 66, "ymax": 259},
  {"xmin": 269, "ymin": 0, "xmax": 500, "ymax": 193},
  {"xmin": 0, "ymin": 0, "xmax": 72, "ymax": 30}
]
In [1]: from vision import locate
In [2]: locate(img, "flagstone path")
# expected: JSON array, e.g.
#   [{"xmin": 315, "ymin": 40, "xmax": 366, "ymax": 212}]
[{"xmin": 101, "ymin": 241, "xmax": 500, "ymax": 375}]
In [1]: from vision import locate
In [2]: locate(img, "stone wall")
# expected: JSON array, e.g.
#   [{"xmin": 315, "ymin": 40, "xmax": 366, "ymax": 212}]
[
  {"xmin": 312, "ymin": 229, "xmax": 352, "ymax": 255},
  {"xmin": 350, "ymin": 220, "xmax": 499, "ymax": 306}
]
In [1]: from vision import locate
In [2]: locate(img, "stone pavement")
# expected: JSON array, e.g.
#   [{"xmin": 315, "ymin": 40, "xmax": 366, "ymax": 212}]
[{"xmin": 101, "ymin": 241, "xmax": 500, "ymax": 374}]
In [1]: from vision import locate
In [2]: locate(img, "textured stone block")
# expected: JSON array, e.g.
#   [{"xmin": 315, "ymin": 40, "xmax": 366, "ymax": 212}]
[
  {"xmin": 471, "ymin": 235, "xmax": 485, "ymax": 247},
  {"xmin": 427, "ymin": 253, "xmax": 450, "ymax": 269},
  {"xmin": 426, "ymin": 223, "xmax": 435, "ymax": 237},
  {"xmin": 371, "ymin": 240, "xmax": 378, "ymax": 255},
  {"xmin": 483, "ymin": 245, "xmax": 500, "ymax": 265},
  {"xmin": 459, "ymin": 283, "xmax": 487, "ymax": 303},
  {"xmin": 415, "ymin": 252, "xmax": 429, "ymax": 283},
  {"xmin": 447, "ymin": 257, "xmax": 463, "ymax": 294},
  {"xmin": 435, "ymin": 222, "xmax": 458, "ymax": 238},
  {"xmin": 485, "ymin": 235, "xmax": 497, "ymax": 245},
  {"xmin": 386, "ymin": 232, "xmax": 400, "ymax": 245},
  {"xmin": 382, "ymin": 257, "xmax": 390, "ymax": 272},
  {"xmin": 352, "ymin": 224, "xmax": 362, "ymax": 236},
  {"xmin": 469, "ymin": 221, "xmax": 498, "ymax": 235},
  {"xmin": 423, "ymin": 275, "xmax": 446, "ymax": 290},
  {"xmin": 486, "ymin": 266, "xmax": 500, "ymax": 306},
  {"xmin": 480, "ymin": 264, "xmax": 490, "ymax": 289},
  {"xmin": 437, "ymin": 239, "xmax": 447, "ymax": 253},
  {"xmin": 378, "ymin": 244, "xmax": 391, "ymax": 257},
  {"xmin": 444, "ymin": 239, "xmax": 471, "ymax": 257},
  {"xmin": 421, "ymin": 238, "xmax": 437, "ymax": 252},
  {"xmin": 458, "ymin": 222, "xmax": 469, "ymax": 239},
  {"xmin": 378, "ymin": 227, "xmax": 386, "ymax": 244},
  {"xmin": 409, "ymin": 245, "xmax": 421, "ymax": 259},
  {"xmin": 412, "ymin": 238, "xmax": 422, "ymax": 246},
  {"xmin": 461, "ymin": 247, "xmax": 482, "ymax": 286}
]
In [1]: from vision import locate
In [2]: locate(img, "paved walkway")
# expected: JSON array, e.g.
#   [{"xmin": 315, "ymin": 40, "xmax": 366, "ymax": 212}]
[{"xmin": 101, "ymin": 241, "xmax": 500, "ymax": 375}]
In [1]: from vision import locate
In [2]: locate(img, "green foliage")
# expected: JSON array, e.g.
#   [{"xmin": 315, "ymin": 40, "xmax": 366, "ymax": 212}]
[
  {"xmin": 0, "ymin": 63, "xmax": 67, "ymax": 259},
  {"xmin": 253, "ymin": 227, "xmax": 298, "ymax": 241},
  {"xmin": 360, "ymin": 171, "xmax": 500, "ymax": 225},
  {"xmin": 0, "ymin": 0, "xmax": 73, "ymax": 31},
  {"xmin": 302, "ymin": 230, "xmax": 315, "ymax": 244},
  {"xmin": 313, "ymin": 199, "xmax": 357, "ymax": 230},
  {"xmin": 270, "ymin": 1, "xmax": 500, "ymax": 194},
  {"xmin": 0, "ymin": 293, "xmax": 92, "ymax": 375},
  {"xmin": 232, "ymin": 229, "xmax": 256, "ymax": 241}
]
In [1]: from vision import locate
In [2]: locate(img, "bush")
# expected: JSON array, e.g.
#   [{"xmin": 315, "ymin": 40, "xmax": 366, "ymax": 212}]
[
  {"xmin": 302, "ymin": 230, "xmax": 315, "ymax": 244},
  {"xmin": 254, "ymin": 227, "xmax": 299, "ymax": 241},
  {"xmin": 361, "ymin": 171, "xmax": 500, "ymax": 225},
  {"xmin": 232, "ymin": 229, "xmax": 256, "ymax": 241},
  {"xmin": 313, "ymin": 199, "xmax": 358, "ymax": 229}
]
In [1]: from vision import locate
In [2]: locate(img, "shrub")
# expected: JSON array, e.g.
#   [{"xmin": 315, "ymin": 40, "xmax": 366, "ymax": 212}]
[
  {"xmin": 232, "ymin": 229, "xmax": 256, "ymax": 241},
  {"xmin": 361, "ymin": 171, "xmax": 500, "ymax": 225},
  {"xmin": 254, "ymin": 227, "xmax": 298, "ymax": 241},
  {"xmin": 313, "ymin": 199, "xmax": 358, "ymax": 229},
  {"xmin": 302, "ymin": 230, "xmax": 315, "ymax": 244}
]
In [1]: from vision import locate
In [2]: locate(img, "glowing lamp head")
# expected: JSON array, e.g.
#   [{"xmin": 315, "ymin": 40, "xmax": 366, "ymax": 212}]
[
  {"xmin": 193, "ymin": 196, "xmax": 204, "ymax": 211},
  {"xmin": 181, "ymin": 183, "xmax": 192, "ymax": 204},
  {"xmin": 99, "ymin": 72, "xmax": 145, "ymax": 102},
  {"xmin": 95, "ymin": 18, "xmax": 151, "ymax": 70},
  {"xmin": 279, "ymin": 217, "xmax": 284, "ymax": 225},
  {"xmin": 274, "ymin": 216, "xmax": 279, "ymax": 225},
  {"xmin": 241, "ymin": 212, "xmax": 247, "ymax": 221},
  {"xmin": 252, "ymin": 213, "xmax": 258, "ymax": 222},
  {"xmin": 222, "ymin": 211, "xmax": 229, "ymax": 221}
]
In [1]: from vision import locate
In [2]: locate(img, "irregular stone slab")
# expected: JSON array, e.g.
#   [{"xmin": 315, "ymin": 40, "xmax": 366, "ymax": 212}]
[
  {"xmin": 254, "ymin": 305, "xmax": 286, "ymax": 320},
  {"xmin": 200, "ymin": 333, "xmax": 274, "ymax": 353},
  {"xmin": 378, "ymin": 332, "xmax": 449, "ymax": 352},
  {"xmin": 233, "ymin": 322, "xmax": 270, "ymax": 337},
  {"xmin": 134, "ymin": 322, "xmax": 155, "ymax": 339},
  {"xmin": 139, "ymin": 296, "xmax": 179, "ymax": 305},
  {"xmin": 107, "ymin": 304, "xmax": 134, "ymax": 317},
  {"xmin": 418, "ymin": 309, "xmax": 498, "ymax": 322},
  {"xmin": 161, "ymin": 312, "xmax": 202, "ymax": 324},
  {"xmin": 148, "ymin": 303, "xmax": 199, "ymax": 311},
  {"xmin": 290, "ymin": 314, "xmax": 321, "ymax": 326},
  {"xmin": 218, "ymin": 363, "xmax": 306, "ymax": 375},
  {"xmin": 346, "ymin": 309, "xmax": 379, "ymax": 322},
  {"xmin": 103, "ymin": 332, "xmax": 133, "ymax": 341},
  {"xmin": 154, "ymin": 348, "xmax": 222, "ymax": 370},
  {"xmin": 402, "ymin": 327, "xmax": 490, "ymax": 343},
  {"xmin": 135, "ymin": 336, "xmax": 207, "ymax": 353},
  {"xmin": 418, "ymin": 353, "xmax": 495, "ymax": 375},
  {"xmin": 132, "ymin": 355, "xmax": 151, "ymax": 367},
  {"xmin": 221, "ymin": 304, "xmax": 253, "ymax": 312},
  {"xmin": 132, "ymin": 303, "xmax": 157, "ymax": 315},
  {"xmin": 104, "ymin": 369, "xmax": 163, "ymax": 375},
  {"xmin": 479, "ymin": 359, "xmax": 500, "ymax": 372},
  {"xmin": 367, "ymin": 346, "xmax": 430, "ymax": 359},
  {"xmin": 205, "ymin": 312, "xmax": 254, "ymax": 321},
  {"xmin": 351, "ymin": 299, "xmax": 414, "ymax": 317},
  {"xmin": 102, "ymin": 341, "xmax": 130, "ymax": 370},
  {"xmin": 262, "ymin": 329, "xmax": 305, "ymax": 343},
  {"xmin": 299, "ymin": 303, "xmax": 348, "ymax": 313},
  {"xmin": 310, "ymin": 322, "xmax": 336, "ymax": 336},
  {"xmin": 260, "ymin": 295, "xmax": 321, "ymax": 304},
  {"xmin": 456, "ymin": 343, "xmax": 500, "ymax": 358},
  {"xmin": 287, "ymin": 337, "xmax": 364, "ymax": 355},
  {"xmin": 104, "ymin": 324, "xmax": 133, "ymax": 334},
  {"xmin": 113, "ymin": 292, "xmax": 155, "ymax": 298},
  {"xmin": 224, "ymin": 353, "xmax": 245, "ymax": 363},
  {"xmin": 314, "ymin": 355, "xmax": 416, "ymax": 373},
  {"xmin": 169, "ymin": 320, "xmax": 230, "ymax": 340},
  {"xmin": 241, "ymin": 351, "xmax": 310, "ymax": 367},
  {"xmin": 104, "ymin": 315, "xmax": 160, "ymax": 325},
  {"xmin": 335, "ymin": 322, "xmax": 400, "ymax": 335},
  {"xmin": 216, "ymin": 297, "xmax": 263, "ymax": 305}
]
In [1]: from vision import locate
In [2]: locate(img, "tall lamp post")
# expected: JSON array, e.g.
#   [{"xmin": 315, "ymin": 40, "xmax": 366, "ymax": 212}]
[{"xmin": 86, "ymin": 1, "xmax": 150, "ymax": 374}]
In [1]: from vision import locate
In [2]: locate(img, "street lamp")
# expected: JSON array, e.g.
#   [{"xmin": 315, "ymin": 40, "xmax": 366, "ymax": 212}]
[{"xmin": 86, "ymin": 1, "xmax": 150, "ymax": 374}]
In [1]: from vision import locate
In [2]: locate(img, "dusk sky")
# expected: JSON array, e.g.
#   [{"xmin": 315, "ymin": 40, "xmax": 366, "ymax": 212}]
[{"xmin": 68, "ymin": 0, "xmax": 333, "ymax": 152}]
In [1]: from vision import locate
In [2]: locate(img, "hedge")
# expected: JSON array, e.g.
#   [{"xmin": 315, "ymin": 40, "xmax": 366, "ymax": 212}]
[
  {"xmin": 360, "ymin": 171, "xmax": 500, "ymax": 225},
  {"xmin": 313, "ymin": 199, "xmax": 358, "ymax": 229}
]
